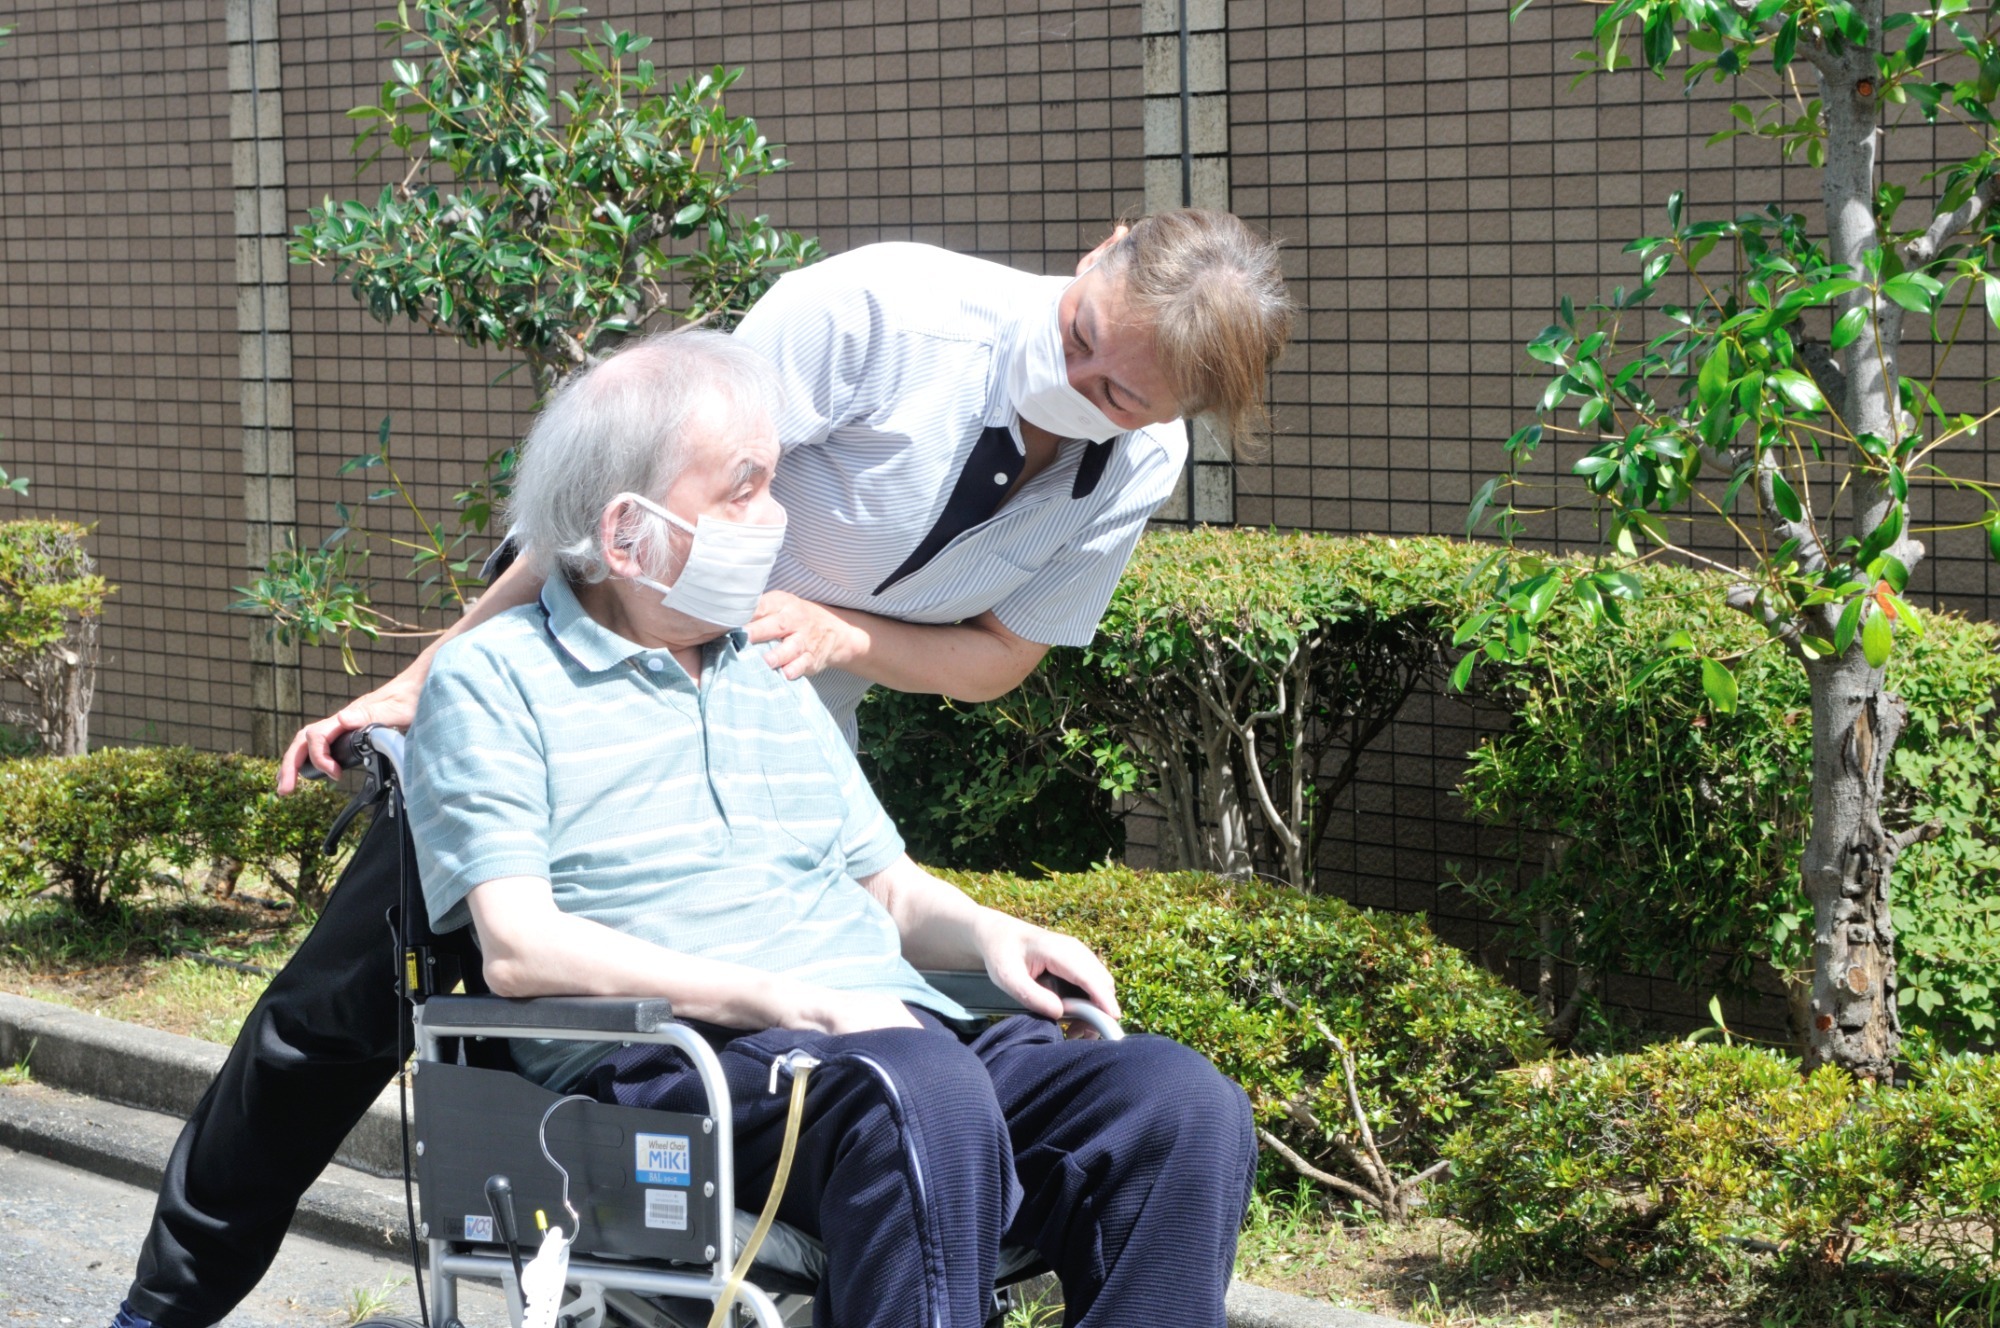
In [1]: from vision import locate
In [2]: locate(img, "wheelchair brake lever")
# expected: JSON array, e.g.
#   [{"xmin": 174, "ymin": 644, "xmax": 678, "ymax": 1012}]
[{"xmin": 485, "ymin": 1174, "xmax": 529, "ymax": 1316}]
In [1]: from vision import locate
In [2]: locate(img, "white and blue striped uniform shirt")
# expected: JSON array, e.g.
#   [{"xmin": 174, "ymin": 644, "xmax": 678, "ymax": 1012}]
[
  {"xmin": 403, "ymin": 576, "xmax": 967, "ymax": 1090},
  {"xmin": 735, "ymin": 243, "xmax": 1189, "ymax": 744}
]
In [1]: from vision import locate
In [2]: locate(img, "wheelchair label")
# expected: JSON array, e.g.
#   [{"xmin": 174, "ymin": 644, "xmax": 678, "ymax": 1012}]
[
  {"xmin": 463, "ymin": 1214, "xmax": 495, "ymax": 1242},
  {"xmin": 644, "ymin": 1188, "xmax": 688, "ymax": 1231},
  {"xmin": 634, "ymin": 1132, "xmax": 692, "ymax": 1186}
]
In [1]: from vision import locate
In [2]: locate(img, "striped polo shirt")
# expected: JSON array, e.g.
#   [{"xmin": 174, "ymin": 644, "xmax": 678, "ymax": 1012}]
[
  {"xmin": 404, "ymin": 576, "xmax": 967, "ymax": 1090},
  {"xmin": 735, "ymin": 242, "xmax": 1190, "ymax": 743}
]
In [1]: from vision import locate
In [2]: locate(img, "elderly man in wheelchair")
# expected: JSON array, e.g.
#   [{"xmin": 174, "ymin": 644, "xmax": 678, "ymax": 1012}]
[{"xmin": 397, "ymin": 329, "xmax": 1256, "ymax": 1328}]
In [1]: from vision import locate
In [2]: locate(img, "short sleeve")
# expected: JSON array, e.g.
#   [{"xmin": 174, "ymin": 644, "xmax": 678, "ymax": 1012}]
[
  {"xmin": 781, "ymin": 672, "xmax": 905, "ymax": 879},
  {"xmin": 734, "ymin": 259, "xmax": 879, "ymax": 453},
  {"xmin": 989, "ymin": 424, "xmax": 1184, "ymax": 647},
  {"xmin": 403, "ymin": 638, "xmax": 554, "ymax": 933}
]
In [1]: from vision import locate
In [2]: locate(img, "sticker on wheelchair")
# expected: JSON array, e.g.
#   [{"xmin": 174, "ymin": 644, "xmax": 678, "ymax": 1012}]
[
  {"xmin": 634, "ymin": 1131, "xmax": 692, "ymax": 1186},
  {"xmin": 462, "ymin": 1214, "xmax": 495, "ymax": 1242},
  {"xmin": 644, "ymin": 1188, "xmax": 689, "ymax": 1231}
]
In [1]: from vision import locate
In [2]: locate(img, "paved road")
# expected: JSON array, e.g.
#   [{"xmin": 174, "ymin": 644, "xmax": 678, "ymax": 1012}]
[{"xmin": 0, "ymin": 1146, "xmax": 505, "ymax": 1328}]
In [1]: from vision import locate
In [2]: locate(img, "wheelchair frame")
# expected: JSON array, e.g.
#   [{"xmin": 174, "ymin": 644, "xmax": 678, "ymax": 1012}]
[{"xmin": 338, "ymin": 725, "xmax": 1122, "ymax": 1328}]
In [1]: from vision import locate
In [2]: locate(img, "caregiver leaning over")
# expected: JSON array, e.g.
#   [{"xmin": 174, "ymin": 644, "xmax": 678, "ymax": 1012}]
[{"xmin": 279, "ymin": 208, "xmax": 1294, "ymax": 782}]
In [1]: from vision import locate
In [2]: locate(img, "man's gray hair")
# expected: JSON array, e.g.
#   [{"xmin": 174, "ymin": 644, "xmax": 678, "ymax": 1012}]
[{"xmin": 508, "ymin": 329, "xmax": 782, "ymax": 583}]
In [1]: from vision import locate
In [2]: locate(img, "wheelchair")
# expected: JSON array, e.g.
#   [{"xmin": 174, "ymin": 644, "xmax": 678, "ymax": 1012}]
[{"xmin": 332, "ymin": 726, "xmax": 1124, "ymax": 1328}]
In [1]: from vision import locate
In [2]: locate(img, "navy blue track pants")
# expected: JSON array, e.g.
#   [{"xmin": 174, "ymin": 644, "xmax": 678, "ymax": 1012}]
[{"xmin": 580, "ymin": 1009, "xmax": 1257, "ymax": 1328}]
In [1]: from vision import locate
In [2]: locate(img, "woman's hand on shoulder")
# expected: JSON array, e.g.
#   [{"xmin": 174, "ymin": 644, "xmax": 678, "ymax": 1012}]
[{"xmin": 746, "ymin": 590, "xmax": 868, "ymax": 680}]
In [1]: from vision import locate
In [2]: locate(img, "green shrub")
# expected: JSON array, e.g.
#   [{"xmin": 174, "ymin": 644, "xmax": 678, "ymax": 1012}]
[
  {"xmin": 948, "ymin": 866, "xmax": 1546, "ymax": 1214},
  {"xmin": 0, "ymin": 748, "xmax": 351, "ymax": 916},
  {"xmin": 856, "ymin": 689, "xmax": 1121, "ymax": 873},
  {"xmin": 1439, "ymin": 1040, "xmax": 1999, "ymax": 1293},
  {"xmin": 1455, "ymin": 556, "xmax": 2000, "ymax": 1048},
  {"xmin": 1027, "ymin": 530, "xmax": 1467, "ymax": 888}
]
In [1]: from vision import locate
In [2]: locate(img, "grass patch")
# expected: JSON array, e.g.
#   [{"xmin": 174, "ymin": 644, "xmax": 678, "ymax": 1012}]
[
  {"xmin": 1232, "ymin": 1185, "xmax": 1993, "ymax": 1327},
  {"xmin": 0, "ymin": 878, "xmax": 303, "ymax": 1042}
]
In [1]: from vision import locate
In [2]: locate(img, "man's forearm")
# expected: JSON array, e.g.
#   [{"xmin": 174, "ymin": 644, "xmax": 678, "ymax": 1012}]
[
  {"xmin": 861, "ymin": 856, "xmax": 994, "ymax": 969},
  {"xmin": 471, "ymin": 880, "xmax": 797, "ymax": 1029},
  {"xmin": 830, "ymin": 609, "xmax": 1047, "ymax": 701}
]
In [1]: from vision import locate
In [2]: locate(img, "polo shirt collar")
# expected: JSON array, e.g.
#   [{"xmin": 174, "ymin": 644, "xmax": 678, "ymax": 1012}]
[{"xmin": 540, "ymin": 575, "xmax": 749, "ymax": 674}]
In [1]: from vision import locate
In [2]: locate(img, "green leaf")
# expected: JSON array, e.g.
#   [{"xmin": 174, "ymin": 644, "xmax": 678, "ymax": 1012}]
[
  {"xmin": 1773, "ymin": 14, "xmax": 1797, "ymax": 72},
  {"xmin": 1769, "ymin": 471, "xmax": 1803, "ymax": 522},
  {"xmin": 1985, "ymin": 276, "xmax": 2000, "ymax": 330},
  {"xmin": 1830, "ymin": 305, "xmax": 1869, "ymax": 350},
  {"xmin": 1767, "ymin": 370, "xmax": 1824, "ymax": 413},
  {"xmin": 1449, "ymin": 651, "xmax": 1478, "ymax": 692},
  {"xmin": 1862, "ymin": 605, "xmax": 1893, "ymax": 667},
  {"xmin": 1882, "ymin": 273, "xmax": 1940, "ymax": 313},
  {"xmin": 1835, "ymin": 594, "xmax": 1865, "ymax": 653},
  {"xmin": 1700, "ymin": 658, "xmax": 1739, "ymax": 713},
  {"xmin": 1697, "ymin": 347, "xmax": 1730, "ymax": 408}
]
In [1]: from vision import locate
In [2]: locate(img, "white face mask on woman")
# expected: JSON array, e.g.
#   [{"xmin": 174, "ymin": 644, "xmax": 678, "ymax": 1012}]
[
  {"xmin": 614, "ymin": 491, "xmax": 787, "ymax": 630},
  {"xmin": 1003, "ymin": 280, "xmax": 1125, "ymax": 443}
]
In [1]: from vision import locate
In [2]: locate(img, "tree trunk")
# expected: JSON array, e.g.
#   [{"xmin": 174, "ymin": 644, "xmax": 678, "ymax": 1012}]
[
  {"xmin": 1805, "ymin": 1, "xmax": 1914, "ymax": 1077},
  {"xmin": 1799, "ymin": 651, "xmax": 1904, "ymax": 1079}
]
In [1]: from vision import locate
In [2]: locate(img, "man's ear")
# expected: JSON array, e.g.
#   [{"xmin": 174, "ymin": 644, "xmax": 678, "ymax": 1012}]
[
  {"xmin": 1075, "ymin": 224, "xmax": 1130, "ymax": 277},
  {"xmin": 599, "ymin": 496, "xmax": 646, "ymax": 581}
]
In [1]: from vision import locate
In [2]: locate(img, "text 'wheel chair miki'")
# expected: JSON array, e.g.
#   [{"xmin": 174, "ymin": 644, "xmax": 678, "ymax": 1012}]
[{"xmin": 326, "ymin": 725, "xmax": 1125, "ymax": 1328}]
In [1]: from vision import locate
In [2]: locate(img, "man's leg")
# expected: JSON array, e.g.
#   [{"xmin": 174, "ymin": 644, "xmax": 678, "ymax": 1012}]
[
  {"xmin": 124, "ymin": 806, "xmax": 421, "ymax": 1328},
  {"xmin": 585, "ymin": 1016, "xmax": 1017, "ymax": 1328},
  {"xmin": 974, "ymin": 1020, "xmax": 1257, "ymax": 1328}
]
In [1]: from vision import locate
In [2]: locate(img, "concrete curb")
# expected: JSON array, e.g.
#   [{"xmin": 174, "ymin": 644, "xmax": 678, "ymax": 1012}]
[
  {"xmin": 0, "ymin": 991, "xmax": 1411, "ymax": 1326},
  {"xmin": 0, "ymin": 1080, "xmax": 411, "ymax": 1254},
  {"xmin": 0, "ymin": 990, "xmax": 407, "ymax": 1176}
]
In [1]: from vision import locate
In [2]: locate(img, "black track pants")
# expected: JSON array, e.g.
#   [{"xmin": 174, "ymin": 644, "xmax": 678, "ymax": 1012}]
[{"xmin": 124, "ymin": 804, "xmax": 451, "ymax": 1328}]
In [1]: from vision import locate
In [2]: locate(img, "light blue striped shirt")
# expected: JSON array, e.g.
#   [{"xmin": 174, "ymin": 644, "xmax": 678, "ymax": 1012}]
[
  {"xmin": 736, "ymin": 242, "xmax": 1189, "ymax": 743},
  {"xmin": 404, "ymin": 576, "xmax": 966, "ymax": 1089}
]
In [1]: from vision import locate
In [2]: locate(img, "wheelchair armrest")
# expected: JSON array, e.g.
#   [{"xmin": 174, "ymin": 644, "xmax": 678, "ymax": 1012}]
[
  {"xmin": 421, "ymin": 994, "xmax": 675, "ymax": 1037},
  {"xmin": 919, "ymin": 970, "xmax": 1124, "ymax": 1040}
]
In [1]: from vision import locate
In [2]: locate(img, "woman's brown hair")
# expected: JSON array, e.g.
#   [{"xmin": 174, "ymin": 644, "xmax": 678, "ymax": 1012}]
[{"xmin": 1101, "ymin": 209, "xmax": 1294, "ymax": 447}]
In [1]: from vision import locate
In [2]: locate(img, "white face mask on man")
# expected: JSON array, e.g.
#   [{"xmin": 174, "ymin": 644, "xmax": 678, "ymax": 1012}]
[
  {"xmin": 1003, "ymin": 279, "xmax": 1125, "ymax": 443},
  {"xmin": 614, "ymin": 491, "xmax": 787, "ymax": 630}
]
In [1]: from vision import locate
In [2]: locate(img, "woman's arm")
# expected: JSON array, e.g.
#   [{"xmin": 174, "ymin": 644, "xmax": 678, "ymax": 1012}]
[
  {"xmin": 275, "ymin": 557, "xmax": 548, "ymax": 792},
  {"xmin": 858, "ymin": 855, "xmax": 1120, "ymax": 1021},
  {"xmin": 747, "ymin": 597, "xmax": 1049, "ymax": 701},
  {"xmin": 466, "ymin": 875, "xmax": 922, "ymax": 1034}
]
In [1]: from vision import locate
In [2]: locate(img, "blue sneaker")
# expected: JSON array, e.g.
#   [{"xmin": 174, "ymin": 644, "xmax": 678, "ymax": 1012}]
[{"xmin": 110, "ymin": 1303, "xmax": 153, "ymax": 1328}]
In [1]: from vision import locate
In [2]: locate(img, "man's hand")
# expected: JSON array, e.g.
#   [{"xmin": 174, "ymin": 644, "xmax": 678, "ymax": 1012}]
[
  {"xmin": 746, "ymin": 590, "xmax": 868, "ymax": 680},
  {"xmin": 973, "ymin": 912, "xmax": 1121, "ymax": 1024},
  {"xmin": 275, "ymin": 673, "xmax": 422, "ymax": 794}
]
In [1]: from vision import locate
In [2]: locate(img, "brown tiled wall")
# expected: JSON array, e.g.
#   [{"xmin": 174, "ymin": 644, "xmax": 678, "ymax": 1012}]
[
  {"xmin": 3, "ymin": 2, "xmax": 1991, "ymax": 1036},
  {"xmin": 0, "ymin": 1, "xmax": 248, "ymax": 749}
]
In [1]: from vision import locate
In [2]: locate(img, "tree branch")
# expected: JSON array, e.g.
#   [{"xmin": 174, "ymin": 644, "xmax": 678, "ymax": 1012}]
[
  {"xmin": 1254, "ymin": 1127, "xmax": 1389, "ymax": 1211},
  {"xmin": 1887, "ymin": 819, "xmax": 1943, "ymax": 856},
  {"xmin": 1905, "ymin": 177, "xmax": 1996, "ymax": 268}
]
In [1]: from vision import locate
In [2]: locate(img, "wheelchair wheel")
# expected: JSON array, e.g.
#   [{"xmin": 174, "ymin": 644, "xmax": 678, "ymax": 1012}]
[{"xmin": 351, "ymin": 1318, "xmax": 425, "ymax": 1328}]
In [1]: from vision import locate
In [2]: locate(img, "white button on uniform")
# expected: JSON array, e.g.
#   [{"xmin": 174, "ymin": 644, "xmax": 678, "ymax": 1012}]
[
  {"xmin": 646, "ymin": 658, "xmax": 665, "ymax": 672},
  {"xmin": 993, "ymin": 472, "xmax": 1009, "ymax": 485}
]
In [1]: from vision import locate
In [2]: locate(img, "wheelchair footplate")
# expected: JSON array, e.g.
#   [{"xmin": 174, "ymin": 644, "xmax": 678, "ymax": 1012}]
[{"xmin": 415, "ymin": 1060, "xmax": 722, "ymax": 1265}]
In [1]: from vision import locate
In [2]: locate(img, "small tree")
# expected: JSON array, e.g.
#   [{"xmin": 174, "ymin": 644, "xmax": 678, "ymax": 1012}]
[
  {"xmin": 1468, "ymin": 1, "xmax": 2000, "ymax": 1078},
  {"xmin": 0, "ymin": 521, "xmax": 109, "ymax": 756},
  {"xmin": 240, "ymin": 0, "xmax": 817, "ymax": 652}
]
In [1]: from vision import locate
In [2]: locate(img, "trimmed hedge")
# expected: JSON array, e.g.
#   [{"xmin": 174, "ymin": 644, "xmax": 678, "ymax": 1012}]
[
  {"xmin": 1456, "ymin": 553, "xmax": 2000, "ymax": 1047},
  {"xmin": 0, "ymin": 747, "xmax": 352, "ymax": 915},
  {"xmin": 948, "ymin": 866, "xmax": 1546, "ymax": 1208},
  {"xmin": 866, "ymin": 529, "xmax": 2000, "ymax": 1049},
  {"xmin": 1440, "ymin": 1040, "xmax": 2000, "ymax": 1293}
]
